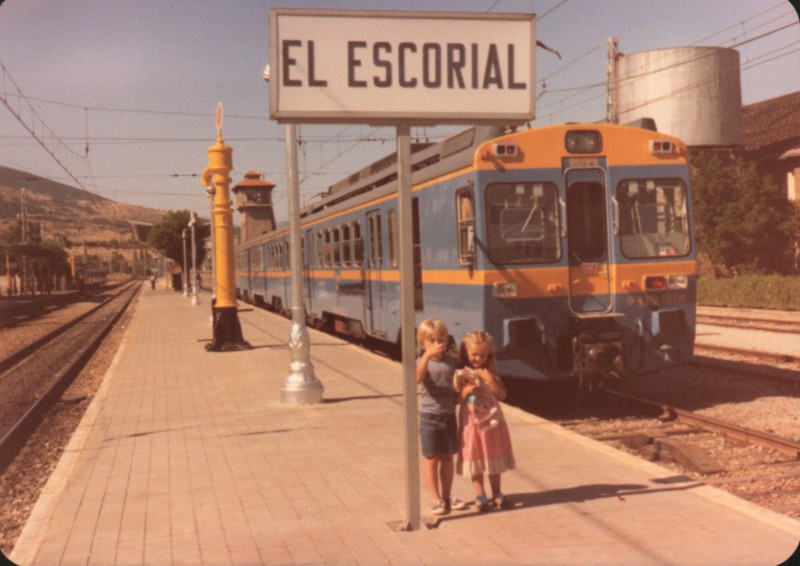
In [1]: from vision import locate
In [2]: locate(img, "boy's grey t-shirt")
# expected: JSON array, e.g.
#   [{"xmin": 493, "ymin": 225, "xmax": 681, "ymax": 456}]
[{"xmin": 417, "ymin": 356, "xmax": 456, "ymax": 415}]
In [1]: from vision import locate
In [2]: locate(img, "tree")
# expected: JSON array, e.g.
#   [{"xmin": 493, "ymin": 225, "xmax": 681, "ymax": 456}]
[
  {"xmin": 691, "ymin": 152, "xmax": 800, "ymax": 275},
  {"xmin": 147, "ymin": 210, "xmax": 209, "ymax": 268}
]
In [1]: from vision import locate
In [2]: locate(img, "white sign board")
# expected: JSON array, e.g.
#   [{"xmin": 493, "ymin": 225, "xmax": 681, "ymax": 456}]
[{"xmin": 269, "ymin": 9, "xmax": 536, "ymax": 125}]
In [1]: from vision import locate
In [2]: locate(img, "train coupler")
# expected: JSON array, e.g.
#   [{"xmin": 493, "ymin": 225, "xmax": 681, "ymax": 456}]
[
  {"xmin": 655, "ymin": 343, "xmax": 680, "ymax": 363},
  {"xmin": 572, "ymin": 332, "xmax": 624, "ymax": 384}
]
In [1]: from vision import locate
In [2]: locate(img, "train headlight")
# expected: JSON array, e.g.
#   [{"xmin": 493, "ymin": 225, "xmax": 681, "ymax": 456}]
[
  {"xmin": 644, "ymin": 275, "xmax": 689, "ymax": 291},
  {"xmin": 493, "ymin": 142, "xmax": 519, "ymax": 158},
  {"xmin": 493, "ymin": 281, "xmax": 518, "ymax": 298},
  {"xmin": 565, "ymin": 130, "xmax": 602, "ymax": 154},
  {"xmin": 649, "ymin": 139, "xmax": 674, "ymax": 155},
  {"xmin": 667, "ymin": 275, "xmax": 689, "ymax": 290}
]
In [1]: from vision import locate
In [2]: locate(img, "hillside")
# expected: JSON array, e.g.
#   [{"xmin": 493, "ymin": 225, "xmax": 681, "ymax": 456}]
[{"xmin": 0, "ymin": 165, "xmax": 164, "ymax": 247}]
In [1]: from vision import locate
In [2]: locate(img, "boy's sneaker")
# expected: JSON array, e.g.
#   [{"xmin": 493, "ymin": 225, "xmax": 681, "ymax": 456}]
[
  {"xmin": 493, "ymin": 493, "xmax": 514, "ymax": 510},
  {"xmin": 430, "ymin": 500, "xmax": 449, "ymax": 515},
  {"xmin": 476, "ymin": 495, "xmax": 492, "ymax": 513},
  {"xmin": 448, "ymin": 496, "xmax": 467, "ymax": 511}
]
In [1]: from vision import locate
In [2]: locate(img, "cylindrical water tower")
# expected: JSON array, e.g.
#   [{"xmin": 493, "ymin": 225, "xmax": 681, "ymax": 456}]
[{"xmin": 616, "ymin": 46, "xmax": 742, "ymax": 148}]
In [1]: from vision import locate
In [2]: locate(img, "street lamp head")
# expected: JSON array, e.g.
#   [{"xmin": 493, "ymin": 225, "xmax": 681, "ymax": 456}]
[{"xmin": 262, "ymin": 64, "xmax": 270, "ymax": 82}]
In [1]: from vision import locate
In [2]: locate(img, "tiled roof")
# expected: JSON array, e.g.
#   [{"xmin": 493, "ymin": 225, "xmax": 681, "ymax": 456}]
[{"xmin": 741, "ymin": 91, "xmax": 800, "ymax": 153}]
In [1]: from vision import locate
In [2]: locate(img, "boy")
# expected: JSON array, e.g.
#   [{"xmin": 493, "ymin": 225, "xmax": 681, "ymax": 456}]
[{"xmin": 416, "ymin": 319, "xmax": 467, "ymax": 515}]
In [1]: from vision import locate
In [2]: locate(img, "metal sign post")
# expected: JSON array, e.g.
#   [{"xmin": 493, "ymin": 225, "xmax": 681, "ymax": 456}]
[
  {"xmin": 396, "ymin": 124, "xmax": 420, "ymax": 530},
  {"xmin": 268, "ymin": 7, "xmax": 536, "ymax": 532}
]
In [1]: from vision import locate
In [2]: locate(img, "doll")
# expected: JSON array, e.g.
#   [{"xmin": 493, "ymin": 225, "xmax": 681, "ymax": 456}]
[{"xmin": 454, "ymin": 368, "xmax": 499, "ymax": 431}]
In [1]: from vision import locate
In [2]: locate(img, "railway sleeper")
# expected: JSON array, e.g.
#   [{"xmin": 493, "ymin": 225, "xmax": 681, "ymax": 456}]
[{"xmin": 613, "ymin": 433, "xmax": 725, "ymax": 474}]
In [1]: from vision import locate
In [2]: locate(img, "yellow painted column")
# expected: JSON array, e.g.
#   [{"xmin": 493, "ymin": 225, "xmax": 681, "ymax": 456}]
[
  {"xmin": 202, "ymin": 104, "xmax": 250, "ymax": 351},
  {"xmin": 205, "ymin": 135, "xmax": 236, "ymax": 309}
]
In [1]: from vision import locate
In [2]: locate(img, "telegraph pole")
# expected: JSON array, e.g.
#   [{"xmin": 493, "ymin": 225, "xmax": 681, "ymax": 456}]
[
  {"xmin": 202, "ymin": 103, "xmax": 250, "ymax": 351},
  {"xmin": 607, "ymin": 37, "xmax": 621, "ymax": 124}
]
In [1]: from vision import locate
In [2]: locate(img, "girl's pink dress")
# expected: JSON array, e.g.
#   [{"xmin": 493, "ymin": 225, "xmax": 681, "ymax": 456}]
[{"xmin": 457, "ymin": 390, "xmax": 516, "ymax": 477}]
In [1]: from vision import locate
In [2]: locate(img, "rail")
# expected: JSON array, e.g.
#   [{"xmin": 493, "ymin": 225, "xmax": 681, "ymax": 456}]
[
  {"xmin": 604, "ymin": 389, "xmax": 800, "ymax": 459},
  {"xmin": 0, "ymin": 282, "xmax": 140, "ymax": 474}
]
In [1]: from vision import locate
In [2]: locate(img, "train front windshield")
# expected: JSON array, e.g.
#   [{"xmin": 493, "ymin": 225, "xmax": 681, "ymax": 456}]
[
  {"xmin": 485, "ymin": 182, "xmax": 561, "ymax": 264},
  {"xmin": 616, "ymin": 179, "xmax": 690, "ymax": 259}
]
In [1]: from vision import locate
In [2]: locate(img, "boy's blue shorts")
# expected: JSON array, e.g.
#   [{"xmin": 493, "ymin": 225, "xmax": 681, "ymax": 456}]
[{"xmin": 419, "ymin": 412, "xmax": 458, "ymax": 458}]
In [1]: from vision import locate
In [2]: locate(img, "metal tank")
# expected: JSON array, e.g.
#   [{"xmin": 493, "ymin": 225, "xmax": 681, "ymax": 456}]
[{"xmin": 616, "ymin": 47, "xmax": 742, "ymax": 147}]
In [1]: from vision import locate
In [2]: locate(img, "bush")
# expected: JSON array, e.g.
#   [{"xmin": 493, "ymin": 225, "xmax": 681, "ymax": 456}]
[{"xmin": 698, "ymin": 275, "xmax": 800, "ymax": 310}]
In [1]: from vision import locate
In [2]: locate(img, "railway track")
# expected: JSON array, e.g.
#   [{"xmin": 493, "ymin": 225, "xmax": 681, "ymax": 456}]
[
  {"xmin": 603, "ymin": 389, "xmax": 800, "ymax": 460},
  {"xmin": 697, "ymin": 310, "xmax": 800, "ymax": 334},
  {"xmin": 549, "ymin": 355, "xmax": 800, "ymax": 519},
  {"xmin": 0, "ymin": 281, "xmax": 140, "ymax": 474}
]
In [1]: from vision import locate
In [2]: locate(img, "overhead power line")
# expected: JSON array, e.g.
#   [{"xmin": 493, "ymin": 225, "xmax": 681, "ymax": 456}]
[{"xmin": 0, "ymin": 62, "xmax": 88, "ymax": 190}]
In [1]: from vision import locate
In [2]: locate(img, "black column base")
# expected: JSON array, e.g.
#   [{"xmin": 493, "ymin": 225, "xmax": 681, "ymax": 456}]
[{"xmin": 206, "ymin": 305, "xmax": 251, "ymax": 351}]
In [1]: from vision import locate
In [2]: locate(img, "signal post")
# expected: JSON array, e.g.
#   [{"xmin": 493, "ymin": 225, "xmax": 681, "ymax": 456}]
[{"xmin": 202, "ymin": 103, "xmax": 250, "ymax": 351}]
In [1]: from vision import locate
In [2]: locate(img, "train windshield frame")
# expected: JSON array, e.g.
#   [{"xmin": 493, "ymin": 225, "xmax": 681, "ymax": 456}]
[
  {"xmin": 616, "ymin": 178, "xmax": 691, "ymax": 259},
  {"xmin": 484, "ymin": 181, "xmax": 561, "ymax": 264}
]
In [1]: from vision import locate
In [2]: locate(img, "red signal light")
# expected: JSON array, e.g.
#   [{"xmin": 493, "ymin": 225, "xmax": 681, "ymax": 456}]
[{"xmin": 645, "ymin": 276, "xmax": 667, "ymax": 290}]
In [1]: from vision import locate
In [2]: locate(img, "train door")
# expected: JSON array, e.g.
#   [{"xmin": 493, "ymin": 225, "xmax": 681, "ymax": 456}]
[
  {"xmin": 366, "ymin": 210, "xmax": 385, "ymax": 336},
  {"xmin": 564, "ymin": 167, "xmax": 612, "ymax": 314}
]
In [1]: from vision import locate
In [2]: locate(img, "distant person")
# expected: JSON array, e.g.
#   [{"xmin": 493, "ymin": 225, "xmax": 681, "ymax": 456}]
[
  {"xmin": 456, "ymin": 331, "xmax": 516, "ymax": 512},
  {"xmin": 416, "ymin": 318, "xmax": 467, "ymax": 516},
  {"xmin": 150, "ymin": 274, "xmax": 156, "ymax": 290}
]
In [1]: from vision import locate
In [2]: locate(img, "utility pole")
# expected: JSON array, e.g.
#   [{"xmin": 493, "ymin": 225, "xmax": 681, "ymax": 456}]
[
  {"xmin": 607, "ymin": 37, "xmax": 621, "ymax": 124},
  {"xmin": 189, "ymin": 211, "xmax": 199, "ymax": 306}
]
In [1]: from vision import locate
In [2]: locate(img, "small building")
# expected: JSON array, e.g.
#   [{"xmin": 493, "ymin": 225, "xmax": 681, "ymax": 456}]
[
  {"xmin": 741, "ymin": 91, "xmax": 800, "ymax": 203},
  {"xmin": 232, "ymin": 171, "xmax": 276, "ymax": 243}
]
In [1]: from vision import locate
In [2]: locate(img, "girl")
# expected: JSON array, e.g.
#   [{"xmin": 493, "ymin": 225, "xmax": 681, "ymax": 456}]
[{"xmin": 456, "ymin": 331, "xmax": 516, "ymax": 512}]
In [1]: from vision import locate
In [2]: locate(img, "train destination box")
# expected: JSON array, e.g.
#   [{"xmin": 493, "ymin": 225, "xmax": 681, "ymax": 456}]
[{"xmin": 268, "ymin": 9, "xmax": 536, "ymax": 125}]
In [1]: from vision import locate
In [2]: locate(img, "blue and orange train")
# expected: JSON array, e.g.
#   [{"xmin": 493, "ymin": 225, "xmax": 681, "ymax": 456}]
[{"xmin": 235, "ymin": 122, "xmax": 696, "ymax": 388}]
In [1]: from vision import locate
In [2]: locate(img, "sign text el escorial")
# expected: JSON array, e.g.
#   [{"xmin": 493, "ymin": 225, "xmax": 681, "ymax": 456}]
[{"xmin": 269, "ymin": 9, "xmax": 536, "ymax": 125}]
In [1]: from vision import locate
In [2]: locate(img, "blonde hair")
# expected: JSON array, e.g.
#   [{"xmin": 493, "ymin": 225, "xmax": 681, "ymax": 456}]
[
  {"xmin": 418, "ymin": 318, "xmax": 449, "ymax": 349},
  {"xmin": 459, "ymin": 331, "xmax": 498, "ymax": 374}
]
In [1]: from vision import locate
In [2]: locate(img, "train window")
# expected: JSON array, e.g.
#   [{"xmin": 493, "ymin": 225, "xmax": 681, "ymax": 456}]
[
  {"xmin": 567, "ymin": 182, "xmax": 607, "ymax": 263},
  {"xmin": 341, "ymin": 224, "xmax": 352, "ymax": 266},
  {"xmin": 333, "ymin": 228, "xmax": 341, "ymax": 266},
  {"xmin": 388, "ymin": 209, "xmax": 398, "ymax": 268},
  {"xmin": 369, "ymin": 213, "xmax": 383, "ymax": 268},
  {"xmin": 316, "ymin": 232, "xmax": 324, "ymax": 267},
  {"xmin": 353, "ymin": 221, "xmax": 363, "ymax": 266},
  {"xmin": 617, "ymin": 179, "xmax": 690, "ymax": 259},
  {"xmin": 324, "ymin": 230, "xmax": 332, "ymax": 267},
  {"xmin": 485, "ymin": 182, "xmax": 560, "ymax": 264},
  {"xmin": 456, "ymin": 189, "xmax": 475, "ymax": 265}
]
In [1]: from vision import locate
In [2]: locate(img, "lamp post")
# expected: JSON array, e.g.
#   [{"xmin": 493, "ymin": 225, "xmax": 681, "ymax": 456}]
[
  {"xmin": 262, "ymin": 66, "xmax": 323, "ymax": 404},
  {"xmin": 182, "ymin": 228, "xmax": 188, "ymax": 298},
  {"xmin": 189, "ymin": 211, "xmax": 199, "ymax": 306},
  {"xmin": 280, "ymin": 123, "xmax": 323, "ymax": 405},
  {"xmin": 201, "ymin": 103, "xmax": 249, "ymax": 351}
]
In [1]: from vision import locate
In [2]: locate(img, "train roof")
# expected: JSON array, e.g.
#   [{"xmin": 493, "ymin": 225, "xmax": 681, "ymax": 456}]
[{"xmin": 301, "ymin": 125, "xmax": 506, "ymax": 218}]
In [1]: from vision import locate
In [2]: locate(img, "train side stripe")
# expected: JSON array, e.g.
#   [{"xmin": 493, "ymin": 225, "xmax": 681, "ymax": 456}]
[{"xmin": 239, "ymin": 260, "xmax": 696, "ymax": 299}]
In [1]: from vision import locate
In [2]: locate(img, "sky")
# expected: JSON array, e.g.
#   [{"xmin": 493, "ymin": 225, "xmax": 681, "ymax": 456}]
[{"xmin": 0, "ymin": 0, "xmax": 798, "ymax": 224}]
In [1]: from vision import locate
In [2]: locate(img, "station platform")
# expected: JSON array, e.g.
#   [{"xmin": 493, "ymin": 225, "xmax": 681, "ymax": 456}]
[{"xmin": 10, "ymin": 284, "xmax": 800, "ymax": 565}]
